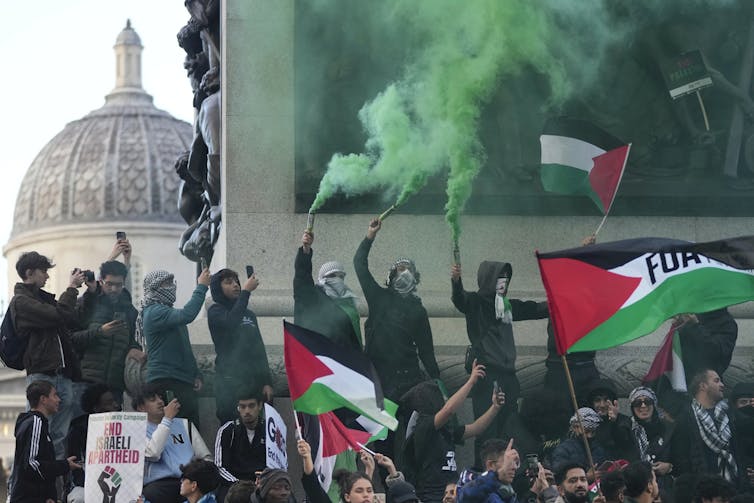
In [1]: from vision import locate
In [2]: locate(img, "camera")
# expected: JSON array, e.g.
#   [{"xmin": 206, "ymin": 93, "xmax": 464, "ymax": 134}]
[{"xmin": 83, "ymin": 270, "xmax": 95, "ymax": 282}]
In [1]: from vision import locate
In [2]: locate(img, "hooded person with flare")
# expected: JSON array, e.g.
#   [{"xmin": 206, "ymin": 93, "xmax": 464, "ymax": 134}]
[
  {"xmin": 293, "ymin": 230, "xmax": 362, "ymax": 351},
  {"xmin": 451, "ymin": 259, "xmax": 548, "ymax": 465}
]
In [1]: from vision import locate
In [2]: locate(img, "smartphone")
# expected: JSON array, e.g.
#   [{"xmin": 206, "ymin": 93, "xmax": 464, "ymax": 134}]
[
  {"xmin": 113, "ymin": 312, "xmax": 126, "ymax": 322},
  {"xmin": 493, "ymin": 380, "xmax": 502, "ymax": 394},
  {"xmin": 246, "ymin": 265, "xmax": 254, "ymax": 278},
  {"xmin": 116, "ymin": 231, "xmax": 126, "ymax": 240},
  {"xmin": 200, "ymin": 257, "xmax": 208, "ymax": 270},
  {"xmin": 526, "ymin": 453, "xmax": 539, "ymax": 471},
  {"xmin": 165, "ymin": 390, "xmax": 175, "ymax": 403}
]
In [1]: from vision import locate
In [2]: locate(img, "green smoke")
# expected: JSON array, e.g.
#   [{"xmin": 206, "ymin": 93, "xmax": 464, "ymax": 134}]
[{"xmin": 309, "ymin": 0, "xmax": 571, "ymax": 237}]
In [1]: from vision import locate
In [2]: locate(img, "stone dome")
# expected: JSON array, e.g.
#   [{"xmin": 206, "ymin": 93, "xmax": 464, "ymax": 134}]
[
  {"xmin": 115, "ymin": 19, "xmax": 142, "ymax": 46},
  {"xmin": 11, "ymin": 21, "xmax": 192, "ymax": 237}
]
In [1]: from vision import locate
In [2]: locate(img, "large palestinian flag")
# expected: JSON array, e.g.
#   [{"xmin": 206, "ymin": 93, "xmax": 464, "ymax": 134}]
[
  {"xmin": 284, "ymin": 321, "xmax": 398, "ymax": 430},
  {"xmin": 537, "ymin": 236, "xmax": 754, "ymax": 354},
  {"xmin": 540, "ymin": 117, "xmax": 630, "ymax": 214}
]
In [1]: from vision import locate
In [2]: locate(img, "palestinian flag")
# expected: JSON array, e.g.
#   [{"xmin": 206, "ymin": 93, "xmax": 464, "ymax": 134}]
[
  {"xmin": 540, "ymin": 117, "xmax": 630, "ymax": 214},
  {"xmin": 299, "ymin": 412, "xmax": 370, "ymax": 494},
  {"xmin": 336, "ymin": 399, "xmax": 399, "ymax": 443},
  {"xmin": 643, "ymin": 323, "xmax": 687, "ymax": 392},
  {"xmin": 284, "ymin": 321, "xmax": 398, "ymax": 430},
  {"xmin": 536, "ymin": 235, "xmax": 754, "ymax": 354}
]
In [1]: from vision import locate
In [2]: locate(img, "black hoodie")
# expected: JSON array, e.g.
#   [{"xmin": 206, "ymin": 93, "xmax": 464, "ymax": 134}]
[
  {"xmin": 8, "ymin": 411, "xmax": 69, "ymax": 502},
  {"xmin": 452, "ymin": 261, "xmax": 548, "ymax": 373},
  {"xmin": 207, "ymin": 273, "xmax": 272, "ymax": 388}
]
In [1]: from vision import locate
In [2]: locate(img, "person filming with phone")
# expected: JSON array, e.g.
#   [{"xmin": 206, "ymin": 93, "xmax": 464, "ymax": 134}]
[
  {"xmin": 73, "ymin": 234, "xmax": 144, "ymax": 409},
  {"xmin": 207, "ymin": 266, "xmax": 273, "ymax": 422}
]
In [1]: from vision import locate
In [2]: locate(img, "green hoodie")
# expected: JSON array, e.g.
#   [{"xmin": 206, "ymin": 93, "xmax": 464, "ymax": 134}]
[{"xmin": 144, "ymin": 284, "xmax": 208, "ymax": 385}]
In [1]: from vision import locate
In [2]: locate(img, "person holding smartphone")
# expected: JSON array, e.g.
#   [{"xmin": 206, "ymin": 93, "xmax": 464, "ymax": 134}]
[
  {"xmin": 138, "ymin": 266, "xmax": 210, "ymax": 428},
  {"xmin": 208, "ymin": 267, "xmax": 273, "ymax": 422},
  {"xmin": 73, "ymin": 237, "xmax": 143, "ymax": 408}
]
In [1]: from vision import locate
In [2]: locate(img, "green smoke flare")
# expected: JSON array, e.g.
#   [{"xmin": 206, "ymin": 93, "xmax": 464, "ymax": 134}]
[{"xmin": 310, "ymin": 0, "xmax": 571, "ymax": 240}]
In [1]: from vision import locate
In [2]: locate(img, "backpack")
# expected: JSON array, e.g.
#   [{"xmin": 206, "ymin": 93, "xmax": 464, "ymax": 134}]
[{"xmin": 0, "ymin": 303, "xmax": 26, "ymax": 370}]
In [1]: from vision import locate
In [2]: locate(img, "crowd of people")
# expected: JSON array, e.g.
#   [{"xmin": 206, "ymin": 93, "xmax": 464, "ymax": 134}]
[{"xmin": 4, "ymin": 220, "xmax": 754, "ymax": 503}]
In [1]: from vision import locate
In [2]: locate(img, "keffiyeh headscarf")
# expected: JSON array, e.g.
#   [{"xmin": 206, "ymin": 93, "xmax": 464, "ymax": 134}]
[
  {"xmin": 570, "ymin": 407, "xmax": 601, "ymax": 434},
  {"xmin": 317, "ymin": 261, "xmax": 356, "ymax": 300},
  {"xmin": 387, "ymin": 258, "xmax": 419, "ymax": 297},
  {"xmin": 692, "ymin": 398, "xmax": 738, "ymax": 482},
  {"xmin": 629, "ymin": 386, "xmax": 658, "ymax": 462},
  {"xmin": 135, "ymin": 270, "xmax": 177, "ymax": 351}
]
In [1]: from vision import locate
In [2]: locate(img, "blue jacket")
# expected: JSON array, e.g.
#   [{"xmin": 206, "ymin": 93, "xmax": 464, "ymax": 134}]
[
  {"xmin": 144, "ymin": 284, "xmax": 207, "ymax": 384},
  {"xmin": 457, "ymin": 470, "xmax": 519, "ymax": 503}
]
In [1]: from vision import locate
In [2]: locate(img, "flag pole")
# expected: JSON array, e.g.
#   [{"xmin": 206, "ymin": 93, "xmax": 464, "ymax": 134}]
[
  {"xmin": 593, "ymin": 143, "xmax": 632, "ymax": 238},
  {"xmin": 292, "ymin": 409, "xmax": 302, "ymax": 440},
  {"xmin": 560, "ymin": 354, "xmax": 598, "ymax": 480}
]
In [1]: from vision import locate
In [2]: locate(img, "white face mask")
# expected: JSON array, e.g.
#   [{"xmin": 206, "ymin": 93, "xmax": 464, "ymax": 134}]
[
  {"xmin": 323, "ymin": 276, "xmax": 348, "ymax": 297},
  {"xmin": 496, "ymin": 277, "xmax": 509, "ymax": 296},
  {"xmin": 392, "ymin": 269, "xmax": 417, "ymax": 295}
]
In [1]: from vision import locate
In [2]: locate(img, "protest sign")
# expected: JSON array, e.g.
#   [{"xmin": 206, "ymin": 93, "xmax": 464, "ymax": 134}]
[
  {"xmin": 265, "ymin": 403, "xmax": 288, "ymax": 469},
  {"xmin": 85, "ymin": 411, "xmax": 146, "ymax": 503}
]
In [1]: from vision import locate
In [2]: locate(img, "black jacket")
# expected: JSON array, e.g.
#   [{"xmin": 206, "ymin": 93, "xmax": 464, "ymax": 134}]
[
  {"xmin": 678, "ymin": 308, "xmax": 737, "ymax": 382},
  {"xmin": 215, "ymin": 418, "xmax": 267, "ymax": 481},
  {"xmin": 9, "ymin": 411, "xmax": 69, "ymax": 503},
  {"xmin": 293, "ymin": 247, "xmax": 361, "ymax": 350},
  {"xmin": 452, "ymin": 261, "xmax": 548, "ymax": 373},
  {"xmin": 671, "ymin": 402, "xmax": 734, "ymax": 477},
  {"xmin": 66, "ymin": 414, "xmax": 88, "ymax": 488},
  {"xmin": 72, "ymin": 287, "xmax": 139, "ymax": 389},
  {"xmin": 354, "ymin": 238, "xmax": 440, "ymax": 396},
  {"xmin": 11, "ymin": 283, "xmax": 81, "ymax": 378},
  {"xmin": 732, "ymin": 408, "xmax": 754, "ymax": 493},
  {"xmin": 208, "ymin": 275, "xmax": 272, "ymax": 386}
]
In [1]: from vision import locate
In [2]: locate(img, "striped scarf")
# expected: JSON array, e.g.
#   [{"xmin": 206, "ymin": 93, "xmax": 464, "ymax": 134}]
[
  {"xmin": 691, "ymin": 398, "xmax": 738, "ymax": 482},
  {"xmin": 631, "ymin": 417, "xmax": 652, "ymax": 462}
]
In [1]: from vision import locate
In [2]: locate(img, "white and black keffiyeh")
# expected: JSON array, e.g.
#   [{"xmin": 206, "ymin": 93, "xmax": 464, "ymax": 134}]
[
  {"xmin": 629, "ymin": 386, "xmax": 658, "ymax": 462},
  {"xmin": 134, "ymin": 270, "xmax": 177, "ymax": 351},
  {"xmin": 631, "ymin": 417, "xmax": 652, "ymax": 462},
  {"xmin": 692, "ymin": 398, "xmax": 738, "ymax": 482}
]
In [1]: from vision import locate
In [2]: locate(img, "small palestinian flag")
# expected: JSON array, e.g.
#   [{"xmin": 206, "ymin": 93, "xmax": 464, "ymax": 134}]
[
  {"xmin": 537, "ymin": 235, "xmax": 754, "ymax": 354},
  {"xmin": 299, "ymin": 412, "xmax": 370, "ymax": 493},
  {"xmin": 284, "ymin": 321, "xmax": 398, "ymax": 430},
  {"xmin": 643, "ymin": 323, "xmax": 687, "ymax": 392},
  {"xmin": 540, "ymin": 117, "xmax": 630, "ymax": 214}
]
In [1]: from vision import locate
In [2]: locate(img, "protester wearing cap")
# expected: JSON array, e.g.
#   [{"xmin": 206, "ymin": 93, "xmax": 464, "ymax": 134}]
[
  {"xmin": 731, "ymin": 381, "xmax": 754, "ymax": 493},
  {"xmin": 294, "ymin": 230, "xmax": 362, "ymax": 350},
  {"xmin": 549, "ymin": 408, "xmax": 608, "ymax": 477},
  {"xmin": 626, "ymin": 387, "xmax": 675, "ymax": 492},
  {"xmin": 388, "ymin": 481, "xmax": 419, "ymax": 503},
  {"xmin": 585, "ymin": 379, "xmax": 634, "ymax": 461}
]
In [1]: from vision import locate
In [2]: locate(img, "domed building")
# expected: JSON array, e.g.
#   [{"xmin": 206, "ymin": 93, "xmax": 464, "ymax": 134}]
[{"xmin": 4, "ymin": 21, "xmax": 196, "ymax": 305}]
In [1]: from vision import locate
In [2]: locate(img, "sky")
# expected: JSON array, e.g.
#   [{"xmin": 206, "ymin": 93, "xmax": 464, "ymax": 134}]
[{"xmin": 0, "ymin": 1, "xmax": 194, "ymax": 303}]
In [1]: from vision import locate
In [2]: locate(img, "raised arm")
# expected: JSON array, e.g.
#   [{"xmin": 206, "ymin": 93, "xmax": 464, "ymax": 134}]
[
  {"xmin": 450, "ymin": 264, "xmax": 469, "ymax": 313},
  {"xmin": 353, "ymin": 219, "xmax": 384, "ymax": 302},
  {"xmin": 463, "ymin": 386, "xmax": 505, "ymax": 439},
  {"xmin": 434, "ymin": 359, "xmax": 485, "ymax": 429}
]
